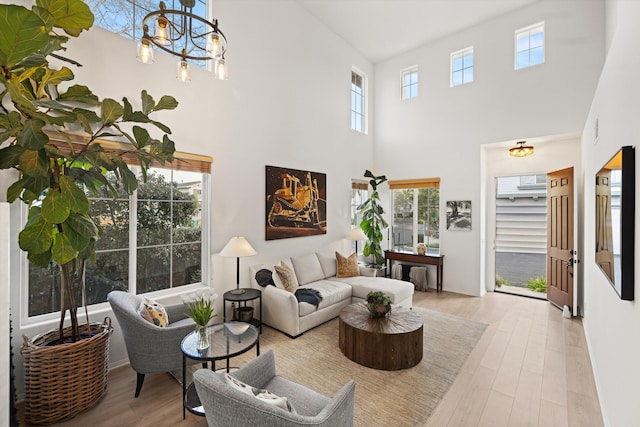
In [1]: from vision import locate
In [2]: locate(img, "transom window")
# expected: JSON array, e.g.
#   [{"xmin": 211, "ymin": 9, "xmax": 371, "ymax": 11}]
[
  {"xmin": 451, "ymin": 47, "xmax": 474, "ymax": 87},
  {"xmin": 401, "ymin": 66, "xmax": 419, "ymax": 100},
  {"xmin": 86, "ymin": 0, "xmax": 208, "ymax": 68},
  {"xmin": 351, "ymin": 68, "xmax": 367, "ymax": 133},
  {"xmin": 515, "ymin": 22, "xmax": 545, "ymax": 70}
]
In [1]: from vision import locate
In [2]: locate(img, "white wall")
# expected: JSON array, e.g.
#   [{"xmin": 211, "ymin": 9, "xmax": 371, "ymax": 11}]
[
  {"xmin": 0, "ymin": 0, "xmax": 374, "ymax": 397},
  {"xmin": 374, "ymin": 0, "xmax": 604, "ymax": 296},
  {"xmin": 581, "ymin": 1, "xmax": 640, "ymax": 425}
]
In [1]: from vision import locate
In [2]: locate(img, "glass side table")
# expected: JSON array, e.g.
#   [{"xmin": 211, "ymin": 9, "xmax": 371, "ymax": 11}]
[{"xmin": 181, "ymin": 322, "xmax": 259, "ymax": 418}]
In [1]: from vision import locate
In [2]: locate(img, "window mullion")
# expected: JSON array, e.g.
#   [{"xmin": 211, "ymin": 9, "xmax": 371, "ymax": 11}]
[{"xmin": 413, "ymin": 190, "xmax": 419, "ymax": 247}]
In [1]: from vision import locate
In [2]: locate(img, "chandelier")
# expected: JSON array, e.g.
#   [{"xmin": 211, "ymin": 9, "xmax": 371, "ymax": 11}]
[
  {"xmin": 509, "ymin": 141, "xmax": 534, "ymax": 157},
  {"xmin": 136, "ymin": 0, "xmax": 228, "ymax": 82}
]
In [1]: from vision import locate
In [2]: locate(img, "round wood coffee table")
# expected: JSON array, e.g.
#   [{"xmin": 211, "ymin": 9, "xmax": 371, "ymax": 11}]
[{"xmin": 339, "ymin": 303, "xmax": 423, "ymax": 370}]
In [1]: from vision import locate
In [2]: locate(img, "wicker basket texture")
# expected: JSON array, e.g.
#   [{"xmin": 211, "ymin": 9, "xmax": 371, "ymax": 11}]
[{"xmin": 21, "ymin": 320, "xmax": 113, "ymax": 425}]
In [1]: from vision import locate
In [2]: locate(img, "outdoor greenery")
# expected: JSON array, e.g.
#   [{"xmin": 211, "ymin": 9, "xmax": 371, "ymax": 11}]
[
  {"xmin": 495, "ymin": 274, "xmax": 511, "ymax": 288},
  {"xmin": 0, "ymin": 0, "xmax": 178, "ymax": 341},
  {"xmin": 526, "ymin": 276, "xmax": 547, "ymax": 293},
  {"xmin": 358, "ymin": 170, "xmax": 388, "ymax": 265},
  {"xmin": 393, "ymin": 187, "xmax": 439, "ymax": 250}
]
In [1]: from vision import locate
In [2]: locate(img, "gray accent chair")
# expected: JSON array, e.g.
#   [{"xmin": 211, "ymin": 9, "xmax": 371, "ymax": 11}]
[
  {"xmin": 108, "ymin": 291, "xmax": 196, "ymax": 397},
  {"xmin": 193, "ymin": 350, "xmax": 355, "ymax": 427}
]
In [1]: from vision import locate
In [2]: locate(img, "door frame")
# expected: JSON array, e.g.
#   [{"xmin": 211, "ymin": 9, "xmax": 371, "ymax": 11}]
[{"xmin": 481, "ymin": 137, "xmax": 582, "ymax": 315}]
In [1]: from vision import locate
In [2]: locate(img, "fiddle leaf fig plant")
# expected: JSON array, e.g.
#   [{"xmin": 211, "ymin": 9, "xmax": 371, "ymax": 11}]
[
  {"xmin": 0, "ymin": 0, "xmax": 179, "ymax": 342},
  {"xmin": 358, "ymin": 169, "xmax": 388, "ymax": 265}
]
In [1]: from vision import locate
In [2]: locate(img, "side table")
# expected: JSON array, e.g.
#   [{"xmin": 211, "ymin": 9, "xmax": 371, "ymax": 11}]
[
  {"xmin": 181, "ymin": 322, "xmax": 259, "ymax": 418},
  {"xmin": 223, "ymin": 288, "xmax": 262, "ymax": 333}
]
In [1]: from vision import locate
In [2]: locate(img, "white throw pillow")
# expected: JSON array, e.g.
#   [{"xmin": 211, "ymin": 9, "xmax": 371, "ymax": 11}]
[
  {"xmin": 224, "ymin": 373, "xmax": 296, "ymax": 413},
  {"xmin": 291, "ymin": 253, "xmax": 325, "ymax": 285}
]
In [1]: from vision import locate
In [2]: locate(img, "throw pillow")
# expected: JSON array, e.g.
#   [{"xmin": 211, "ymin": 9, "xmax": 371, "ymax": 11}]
[
  {"xmin": 255, "ymin": 269, "xmax": 276, "ymax": 287},
  {"xmin": 335, "ymin": 252, "xmax": 359, "ymax": 278},
  {"xmin": 274, "ymin": 262, "xmax": 299, "ymax": 293},
  {"xmin": 140, "ymin": 298, "xmax": 168, "ymax": 327},
  {"xmin": 224, "ymin": 374, "xmax": 296, "ymax": 413}
]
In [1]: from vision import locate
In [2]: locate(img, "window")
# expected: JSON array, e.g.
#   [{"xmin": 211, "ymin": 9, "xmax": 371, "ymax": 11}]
[
  {"xmin": 401, "ymin": 66, "xmax": 419, "ymax": 100},
  {"xmin": 450, "ymin": 47, "xmax": 473, "ymax": 87},
  {"xmin": 389, "ymin": 179, "xmax": 440, "ymax": 254},
  {"xmin": 519, "ymin": 174, "xmax": 547, "ymax": 187},
  {"xmin": 350, "ymin": 181, "xmax": 369, "ymax": 253},
  {"xmin": 87, "ymin": 0, "xmax": 208, "ymax": 68},
  {"xmin": 26, "ymin": 142, "xmax": 212, "ymax": 318},
  {"xmin": 515, "ymin": 22, "xmax": 545, "ymax": 69},
  {"xmin": 351, "ymin": 69, "xmax": 367, "ymax": 133}
]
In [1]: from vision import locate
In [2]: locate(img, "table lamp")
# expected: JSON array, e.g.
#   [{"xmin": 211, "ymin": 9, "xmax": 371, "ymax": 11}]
[
  {"xmin": 220, "ymin": 236, "xmax": 257, "ymax": 295},
  {"xmin": 346, "ymin": 226, "xmax": 367, "ymax": 254}
]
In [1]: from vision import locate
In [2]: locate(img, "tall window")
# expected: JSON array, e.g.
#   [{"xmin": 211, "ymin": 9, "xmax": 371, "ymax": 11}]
[
  {"xmin": 351, "ymin": 68, "xmax": 367, "ymax": 133},
  {"xmin": 390, "ymin": 179, "xmax": 440, "ymax": 254},
  {"xmin": 401, "ymin": 66, "xmax": 419, "ymax": 100},
  {"xmin": 515, "ymin": 23, "xmax": 545, "ymax": 69},
  {"xmin": 27, "ymin": 166, "xmax": 209, "ymax": 317},
  {"xmin": 350, "ymin": 181, "xmax": 369, "ymax": 253},
  {"xmin": 86, "ymin": 0, "xmax": 208, "ymax": 68},
  {"xmin": 450, "ymin": 46, "xmax": 474, "ymax": 87}
]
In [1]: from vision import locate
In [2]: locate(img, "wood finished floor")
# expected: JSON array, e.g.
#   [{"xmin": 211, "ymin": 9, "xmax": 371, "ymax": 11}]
[{"xmin": 17, "ymin": 290, "xmax": 603, "ymax": 427}]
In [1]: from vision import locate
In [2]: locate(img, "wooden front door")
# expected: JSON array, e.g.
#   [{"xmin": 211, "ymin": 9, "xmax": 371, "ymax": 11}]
[
  {"xmin": 595, "ymin": 169, "xmax": 615, "ymax": 281},
  {"xmin": 547, "ymin": 167, "xmax": 575, "ymax": 310}
]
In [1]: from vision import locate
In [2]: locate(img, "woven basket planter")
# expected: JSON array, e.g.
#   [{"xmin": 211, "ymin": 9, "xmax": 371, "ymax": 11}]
[{"xmin": 21, "ymin": 319, "xmax": 113, "ymax": 425}]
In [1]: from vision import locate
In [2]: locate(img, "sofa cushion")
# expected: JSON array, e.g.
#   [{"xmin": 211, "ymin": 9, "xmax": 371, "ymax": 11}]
[
  {"xmin": 291, "ymin": 253, "xmax": 325, "ymax": 286},
  {"xmin": 333, "ymin": 276, "xmax": 414, "ymax": 306},
  {"xmin": 275, "ymin": 262, "xmax": 299, "ymax": 293},
  {"xmin": 315, "ymin": 252, "xmax": 337, "ymax": 279},
  {"xmin": 335, "ymin": 252, "xmax": 359, "ymax": 278},
  {"xmin": 298, "ymin": 280, "xmax": 352, "ymax": 317}
]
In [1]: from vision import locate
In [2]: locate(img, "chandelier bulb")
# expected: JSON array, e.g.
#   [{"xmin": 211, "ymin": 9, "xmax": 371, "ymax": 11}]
[
  {"xmin": 136, "ymin": 39, "xmax": 154, "ymax": 64},
  {"xmin": 208, "ymin": 33, "xmax": 222, "ymax": 59},
  {"xmin": 214, "ymin": 57, "xmax": 228, "ymax": 80},
  {"xmin": 177, "ymin": 59, "xmax": 191, "ymax": 83},
  {"xmin": 154, "ymin": 16, "xmax": 171, "ymax": 46}
]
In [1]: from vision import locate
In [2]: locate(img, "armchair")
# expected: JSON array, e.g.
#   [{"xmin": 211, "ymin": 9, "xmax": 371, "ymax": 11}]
[
  {"xmin": 107, "ymin": 291, "xmax": 196, "ymax": 397},
  {"xmin": 193, "ymin": 350, "xmax": 355, "ymax": 426}
]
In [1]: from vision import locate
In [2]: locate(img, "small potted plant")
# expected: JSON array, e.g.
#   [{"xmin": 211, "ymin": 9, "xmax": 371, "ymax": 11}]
[
  {"xmin": 366, "ymin": 291, "xmax": 392, "ymax": 317},
  {"xmin": 183, "ymin": 289, "xmax": 218, "ymax": 350}
]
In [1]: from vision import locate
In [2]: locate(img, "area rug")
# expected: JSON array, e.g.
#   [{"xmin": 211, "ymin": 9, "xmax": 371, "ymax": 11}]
[{"xmin": 232, "ymin": 306, "xmax": 488, "ymax": 427}]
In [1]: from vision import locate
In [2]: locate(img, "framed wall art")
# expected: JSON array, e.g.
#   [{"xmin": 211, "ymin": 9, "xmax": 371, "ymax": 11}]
[
  {"xmin": 446, "ymin": 200, "xmax": 471, "ymax": 231},
  {"xmin": 265, "ymin": 165, "xmax": 327, "ymax": 240}
]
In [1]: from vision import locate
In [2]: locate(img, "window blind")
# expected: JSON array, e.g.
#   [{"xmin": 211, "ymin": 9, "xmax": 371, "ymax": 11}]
[{"xmin": 388, "ymin": 177, "xmax": 440, "ymax": 189}]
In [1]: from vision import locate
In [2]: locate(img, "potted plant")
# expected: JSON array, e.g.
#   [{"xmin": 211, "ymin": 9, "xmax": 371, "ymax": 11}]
[
  {"xmin": 366, "ymin": 291, "xmax": 392, "ymax": 317},
  {"xmin": 358, "ymin": 170, "xmax": 388, "ymax": 266},
  {"xmin": 0, "ymin": 1, "xmax": 178, "ymax": 423},
  {"xmin": 182, "ymin": 289, "xmax": 218, "ymax": 350}
]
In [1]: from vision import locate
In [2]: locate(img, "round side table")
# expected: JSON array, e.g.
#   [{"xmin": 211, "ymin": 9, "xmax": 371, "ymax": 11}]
[{"xmin": 223, "ymin": 288, "xmax": 262, "ymax": 333}]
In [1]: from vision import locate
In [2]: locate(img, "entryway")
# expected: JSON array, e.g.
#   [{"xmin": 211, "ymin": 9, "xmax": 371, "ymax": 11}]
[{"xmin": 494, "ymin": 175, "xmax": 547, "ymax": 300}]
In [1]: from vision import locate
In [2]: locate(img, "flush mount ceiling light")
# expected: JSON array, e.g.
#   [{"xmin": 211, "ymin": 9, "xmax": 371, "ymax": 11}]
[
  {"xmin": 137, "ymin": 0, "xmax": 228, "ymax": 82},
  {"xmin": 509, "ymin": 141, "xmax": 534, "ymax": 157}
]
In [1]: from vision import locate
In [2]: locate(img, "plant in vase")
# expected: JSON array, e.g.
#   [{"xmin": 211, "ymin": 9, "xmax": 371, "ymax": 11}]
[
  {"xmin": 0, "ymin": 0, "xmax": 178, "ymax": 422},
  {"xmin": 183, "ymin": 290, "xmax": 218, "ymax": 350},
  {"xmin": 366, "ymin": 291, "xmax": 392, "ymax": 318}
]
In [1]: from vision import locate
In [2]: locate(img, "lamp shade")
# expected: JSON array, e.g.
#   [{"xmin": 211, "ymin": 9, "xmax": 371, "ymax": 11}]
[
  {"xmin": 220, "ymin": 236, "xmax": 257, "ymax": 258},
  {"xmin": 346, "ymin": 227, "xmax": 367, "ymax": 241}
]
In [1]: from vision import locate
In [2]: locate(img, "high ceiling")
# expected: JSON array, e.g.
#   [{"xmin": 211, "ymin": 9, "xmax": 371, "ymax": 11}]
[{"xmin": 295, "ymin": 0, "xmax": 539, "ymax": 63}]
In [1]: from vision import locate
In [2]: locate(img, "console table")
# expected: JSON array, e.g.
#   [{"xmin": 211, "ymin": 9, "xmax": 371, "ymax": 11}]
[{"xmin": 384, "ymin": 250, "xmax": 445, "ymax": 292}]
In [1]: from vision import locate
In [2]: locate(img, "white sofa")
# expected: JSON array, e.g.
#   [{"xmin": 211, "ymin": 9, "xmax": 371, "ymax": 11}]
[{"xmin": 249, "ymin": 252, "xmax": 414, "ymax": 338}]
